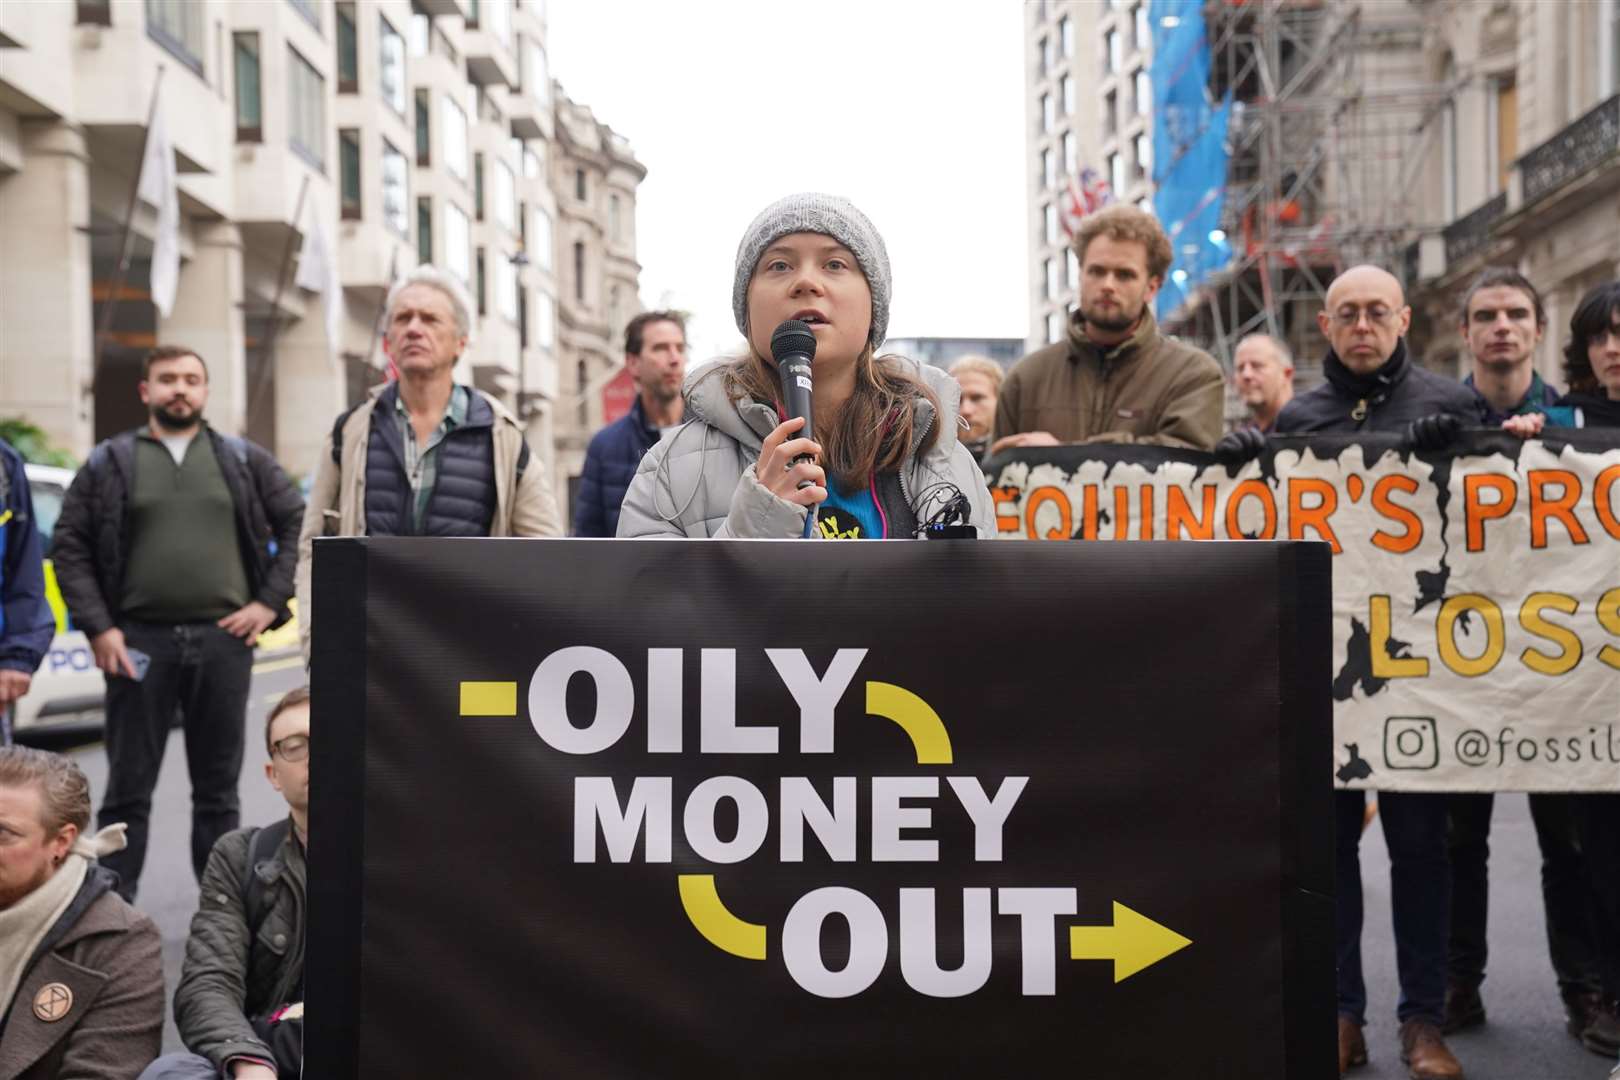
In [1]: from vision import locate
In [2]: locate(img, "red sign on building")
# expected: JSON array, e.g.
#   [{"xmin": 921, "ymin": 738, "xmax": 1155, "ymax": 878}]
[{"xmin": 601, "ymin": 368, "xmax": 636, "ymax": 426}]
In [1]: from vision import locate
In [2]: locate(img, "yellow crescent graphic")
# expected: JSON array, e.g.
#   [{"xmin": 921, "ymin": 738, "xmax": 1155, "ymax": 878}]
[
  {"xmin": 865, "ymin": 682, "xmax": 953, "ymax": 764},
  {"xmin": 678, "ymin": 874, "xmax": 767, "ymax": 960}
]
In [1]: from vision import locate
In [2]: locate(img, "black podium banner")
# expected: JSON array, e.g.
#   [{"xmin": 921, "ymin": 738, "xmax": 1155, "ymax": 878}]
[{"xmin": 307, "ymin": 538, "xmax": 1332, "ymax": 1077}]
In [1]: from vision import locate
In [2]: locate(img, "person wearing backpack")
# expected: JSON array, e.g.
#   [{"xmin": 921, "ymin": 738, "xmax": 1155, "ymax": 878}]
[
  {"xmin": 50, "ymin": 347, "xmax": 304, "ymax": 902},
  {"xmin": 294, "ymin": 266, "xmax": 562, "ymax": 665},
  {"xmin": 139, "ymin": 686, "xmax": 310, "ymax": 1080}
]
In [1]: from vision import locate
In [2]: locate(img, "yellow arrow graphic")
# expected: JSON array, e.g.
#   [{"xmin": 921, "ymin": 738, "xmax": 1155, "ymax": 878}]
[
  {"xmin": 865, "ymin": 681, "xmax": 953, "ymax": 764},
  {"xmin": 678, "ymin": 874, "xmax": 767, "ymax": 960},
  {"xmin": 1068, "ymin": 902, "xmax": 1192, "ymax": 982}
]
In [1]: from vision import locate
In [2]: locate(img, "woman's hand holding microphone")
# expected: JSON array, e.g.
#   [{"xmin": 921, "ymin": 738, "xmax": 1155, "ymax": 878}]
[{"xmin": 758, "ymin": 416, "xmax": 827, "ymax": 507}]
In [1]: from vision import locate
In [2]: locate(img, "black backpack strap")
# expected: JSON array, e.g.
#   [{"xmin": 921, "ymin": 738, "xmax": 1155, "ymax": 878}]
[
  {"xmin": 244, "ymin": 818, "xmax": 293, "ymax": 933},
  {"xmin": 330, "ymin": 405, "xmax": 359, "ymax": 468}
]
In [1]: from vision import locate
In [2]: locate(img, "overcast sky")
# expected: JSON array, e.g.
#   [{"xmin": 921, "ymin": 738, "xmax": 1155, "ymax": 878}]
[{"xmin": 548, "ymin": 0, "xmax": 1029, "ymax": 362}]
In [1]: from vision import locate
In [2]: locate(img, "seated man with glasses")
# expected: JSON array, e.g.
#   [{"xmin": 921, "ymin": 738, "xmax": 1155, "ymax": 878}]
[{"xmin": 139, "ymin": 687, "xmax": 310, "ymax": 1080}]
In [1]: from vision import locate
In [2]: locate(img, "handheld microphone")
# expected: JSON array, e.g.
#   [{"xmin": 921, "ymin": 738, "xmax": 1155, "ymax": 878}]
[{"xmin": 771, "ymin": 320, "xmax": 817, "ymax": 489}]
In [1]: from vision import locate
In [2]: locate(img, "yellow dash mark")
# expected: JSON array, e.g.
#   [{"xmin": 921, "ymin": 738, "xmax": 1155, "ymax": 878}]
[
  {"xmin": 677, "ymin": 874, "xmax": 767, "ymax": 960},
  {"xmin": 459, "ymin": 681, "xmax": 518, "ymax": 717},
  {"xmin": 865, "ymin": 681, "xmax": 953, "ymax": 764},
  {"xmin": 1069, "ymin": 901, "xmax": 1193, "ymax": 983}
]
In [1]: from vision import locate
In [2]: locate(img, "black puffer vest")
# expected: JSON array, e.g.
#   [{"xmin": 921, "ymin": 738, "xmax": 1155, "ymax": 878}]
[{"xmin": 364, "ymin": 385, "xmax": 498, "ymax": 536}]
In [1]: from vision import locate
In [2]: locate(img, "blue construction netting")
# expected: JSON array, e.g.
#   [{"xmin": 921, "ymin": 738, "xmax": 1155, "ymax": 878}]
[{"xmin": 1150, "ymin": 0, "xmax": 1232, "ymax": 320}]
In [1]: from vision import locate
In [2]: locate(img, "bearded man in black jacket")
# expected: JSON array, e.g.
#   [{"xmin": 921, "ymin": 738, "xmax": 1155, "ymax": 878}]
[{"xmin": 1273, "ymin": 266, "xmax": 1479, "ymax": 1080}]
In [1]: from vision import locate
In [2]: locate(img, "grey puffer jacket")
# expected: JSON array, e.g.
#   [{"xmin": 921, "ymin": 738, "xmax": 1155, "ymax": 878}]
[{"xmin": 616, "ymin": 360, "xmax": 995, "ymax": 538}]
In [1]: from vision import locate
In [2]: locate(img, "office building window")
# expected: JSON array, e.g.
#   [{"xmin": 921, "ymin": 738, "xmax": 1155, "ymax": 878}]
[
  {"xmin": 1038, "ymin": 36, "xmax": 1051, "ymax": 77},
  {"xmin": 1067, "ymin": 249, "xmax": 1080, "ymax": 291},
  {"xmin": 380, "ymin": 13, "xmax": 406, "ymax": 115},
  {"xmin": 339, "ymin": 129, "xmax": 361, "ymax": 219},
  {"xmin": 523, "ymin": 144, "xmax": 543, "ymax": 179},
  {"xmin": 1042, "ymin": 148, "xmax": 1055, "ymax": 190},
  {"xmin": 1062, "ymin": 75, "xmax": 1075, "ymax": 116},
  {"xmin": 1063, "ymin": 131, "xmax": 1078, "ymax": 175},
  {"xmin": 1134, "ymin": 132, "xmax": 1151, "ymax": 183},
  {"xmin": 442, "ymin": 96, "xmax": 469, "ymax": 180},
  {"xmin": 536, "ymin": 292, "xmax": 556, "ymax": 348},
  {"xmin": 476, "ymin": 248, "xmax": 487, "ymax": 315},
  {"xmin": 1109, "ymin": 152, "xmax": 1125, "ymax": 199},
  {"xmin": 1135, "ymin": 4, "xmax": 1151, "ymax": 53},
  {"xmin": 417, "ymin": 197, "xmax": 433, "ymax": 265},
  {"xmin": 414, "ymin": 90, "xmax": 430, "ymax": 165},
  {"xmin": 336, "ymin": 4, "xmax": 358, "ymax": 92},
  {"xmin": 496, "ymin": 251, "xmax": 517, "ymax": 321},
  {"xmin": 445, "ymin": 203, "xmax": 471, "ymax": 282},
  {"xmin": 408, "ymin": 12, "xmax": 429, "ymax": 57},
  {"xmin": 485, "ymin": 0, "xmax": 511, "ymax": 45},
  {"xmin": 382, "ymin": 139, "xmax": 409, "ymax": 236},
  {"xmin": 146, "ymin": 0, "xmax": 205, "ymax": 73},
  {"xmin": 533, "ymin": 209, "xmax": 554, "ymax": 270},
  {"xmin": 1044, "ymin": 203, "xmax": 1059, "ymax": 246},
  {"xmin": 524, "ymin": 37, "xmax": 550, "ymax": 106},
  {"xmin": 610, "ymin": 195, "xmax": 622, "ymax": 241},
  {"xmin": 494, "ymin": 159, "xmax": 516, "ymax": 231},
  {"xmin": 287, "ymin": 46, "xmax": 325, "ymax": 169},
  {"xmin": 77, "ymin": 0, "xmax": 113, "ymax": 25},
  {"xmin": 1041, "ymin": 93, "xmax": 1054, "ymax": 133},
  {"xmin": 232, "ymin": 32, "xmax": 261, "ymax": 142},
  {"xmin": 575, "ymin": 168, "xmax": 587, "ymax": 201},
  {"xmin": 474, "ymin": 153, "xmax": 485, "ymax": 221},
  {"xmin": 1060, "ymin": 16, "xmax": 1073, "ymax": 58},
  {"xmin": 1135, "ymin": 68, "xmax": 1151, "ymax": 116},
  {"xmin": 1105, "ymin": 89, "xmax": 1118, "ymax": 136},
  {"xmin": 573, "ymin": 241, "xmax": 585, "ymax": 302},
  {"xmin": 287, "ymin": 0, "xmax": 320, "ymax": 31},
  {"xmin": 1106, "ymin": 30, "xmax": 1122, "ymax": 75},
  {"xmin": 1045, "ymin": 259, "xmax": 1059, "ymax": 300}
]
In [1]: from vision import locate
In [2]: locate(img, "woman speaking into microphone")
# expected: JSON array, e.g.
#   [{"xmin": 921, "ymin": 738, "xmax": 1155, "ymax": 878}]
[{"xmin": 616, "ymin": 193, "xmax": 993, "ymax": 539}]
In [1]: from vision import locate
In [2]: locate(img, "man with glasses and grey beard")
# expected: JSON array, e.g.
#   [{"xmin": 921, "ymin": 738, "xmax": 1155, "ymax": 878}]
[
  {"xmin": 139, "ymin": 686, "xmax": 311, "ymax": 1080},
  {"xmin": 1269, "ymin": 265, "xmax": 1480, "ymax": 1080}
]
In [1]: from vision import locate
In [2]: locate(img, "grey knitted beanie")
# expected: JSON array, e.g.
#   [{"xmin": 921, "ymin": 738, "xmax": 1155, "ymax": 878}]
[{"xmin": 732, "ymin": 193, "xmax": 891, "ymax": 349}]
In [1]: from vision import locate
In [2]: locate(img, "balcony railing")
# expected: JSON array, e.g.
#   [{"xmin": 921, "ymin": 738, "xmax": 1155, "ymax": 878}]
[
  {"xmin": 1519, "ymin": 93, "xmax": 1620, "ymax": 207},
  {"xmin": 1442, "ymin": 192, "xmax": 1505, "ymax": 266}
]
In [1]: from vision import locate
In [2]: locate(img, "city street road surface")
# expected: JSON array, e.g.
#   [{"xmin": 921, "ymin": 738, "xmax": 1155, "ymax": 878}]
[{"xmin": 40, "ymin": 663, "xmax": 1614, "ymax": 1073}]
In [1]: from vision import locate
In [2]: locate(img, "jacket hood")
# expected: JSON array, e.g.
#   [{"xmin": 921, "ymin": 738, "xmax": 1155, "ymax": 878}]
[
  {"xmin": 1066, "ymin": 306, "xmax": 1161, "ymax": 366},
  {"xmin": 681, "ymin": 356, "xmax": 965, "ymax": 462}
]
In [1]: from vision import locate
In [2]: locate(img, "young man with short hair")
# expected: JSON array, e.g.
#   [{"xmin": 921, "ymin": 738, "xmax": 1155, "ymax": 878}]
[
  {"xmin": 574, "ymin": 310, "xmax": 689, "ymax": 536},
  {"xmin": 52, "ymin": 347, "xmax": 304, "ymax": 901},
  {"xmin": 993, "ymin": 205, "xmax": 1225, "ymax": 453}
]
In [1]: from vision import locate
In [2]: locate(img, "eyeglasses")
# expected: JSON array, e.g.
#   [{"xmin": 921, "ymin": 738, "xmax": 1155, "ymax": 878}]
[
  {"xmin": 1331, "ymin": 306, "xmax": 1399, "ymax": 329},
  {"xmin": 271, "ymin": 733, "xmax": 309, "ymax": 763}
]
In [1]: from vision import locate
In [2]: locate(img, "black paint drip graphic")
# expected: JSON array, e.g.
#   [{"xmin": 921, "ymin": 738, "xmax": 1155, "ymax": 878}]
[
  {"xmin": 1336, "ymin": 742, "xmax": 1373, "ymax": 783},
  {"xmin": 1332, "ymin": 617, "xmax": 1418, "ymax": 701}
]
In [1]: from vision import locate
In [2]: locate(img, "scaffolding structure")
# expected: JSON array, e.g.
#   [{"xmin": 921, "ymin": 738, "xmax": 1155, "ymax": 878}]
[{"xmin": 1160, "ymin": 0, "xmax": 1452, "ymax": 378}]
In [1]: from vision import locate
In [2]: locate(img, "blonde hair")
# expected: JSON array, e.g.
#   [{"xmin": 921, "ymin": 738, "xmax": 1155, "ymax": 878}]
[
  {"xmin": 722, "ymin": 347, "xmax": 940, "ymax": 491},
  {"xmin": 949, "ymin": 355, "xmax": 1004, "ymax": 391},
  {"xmin": 1072, "ymin": 204, "xmax": 1173, "ymax": 281}
]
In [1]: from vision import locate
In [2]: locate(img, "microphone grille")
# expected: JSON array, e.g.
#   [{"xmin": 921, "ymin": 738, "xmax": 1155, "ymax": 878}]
[{"xmin": 770, "ymin": 319, "xmax": 817, "ymax": 363}]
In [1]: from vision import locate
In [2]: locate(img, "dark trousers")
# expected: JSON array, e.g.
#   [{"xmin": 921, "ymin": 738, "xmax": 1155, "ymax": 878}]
[
  {"xmin": 1337, "ymin": 789, "xmax": 1450, "ymax": 1027},
  {"xmin": 1572, "ymin": 794, "xmax": 1620, "ymax": 1000},
  {"xmin": 98, "ymin": 620, "xmax": 253, "ymax": 901},
  {"xmin": 1447, "ymin": 792, "xmax": 1602, "ymax": 999}
]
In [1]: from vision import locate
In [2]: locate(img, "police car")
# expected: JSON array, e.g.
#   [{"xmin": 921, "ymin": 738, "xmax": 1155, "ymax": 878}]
[{"xmin": 14, "ymin": 463, "xmax": 105, "ymax": 738}]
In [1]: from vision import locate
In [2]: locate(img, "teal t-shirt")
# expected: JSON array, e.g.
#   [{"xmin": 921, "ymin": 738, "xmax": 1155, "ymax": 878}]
[{"xmin": 816, "ymin": 475, "xmax": 884, "ymax": 540}]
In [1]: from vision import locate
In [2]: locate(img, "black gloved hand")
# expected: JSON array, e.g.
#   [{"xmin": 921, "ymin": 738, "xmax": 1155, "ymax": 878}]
[
  {"xmin": 1213, "ymin": 427, "xmax": 1267, "ymax": 465},
  {"xmin": 1405, "ymin": 413, "xmax": 1462, "ymax": 451}
]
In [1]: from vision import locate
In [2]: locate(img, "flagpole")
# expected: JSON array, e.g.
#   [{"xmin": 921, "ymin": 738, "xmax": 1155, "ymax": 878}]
[
  {"xmin": 91, "ymin": 64, "xmax": 166, "ymax": 393},
  {"xmin": 246, "ymin": 174, "xmax": 312, "ymax": 430}
]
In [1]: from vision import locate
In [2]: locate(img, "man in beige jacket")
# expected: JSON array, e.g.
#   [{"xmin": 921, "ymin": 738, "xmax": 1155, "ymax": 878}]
[
  {"xmin": 295, "ymin": 266, "xmax": 561, "ymax": 662},
  {"xmin": 992, "ymin": 205, "xmax": 1224, "ymax": 453}
]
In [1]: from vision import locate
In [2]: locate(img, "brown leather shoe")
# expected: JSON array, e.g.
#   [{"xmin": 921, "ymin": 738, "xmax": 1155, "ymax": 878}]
[
  {"xmin": 1399, "ymin": 1019, "xmax": 1464, "ymax": 1080},
  {"xmin": 1338, "ymin": 1015, "xmax": 1368, "ymax": 1075},
  {"xmin": 1565, "ymin": 992, "xmax": 1620, "ymax": 1057}
]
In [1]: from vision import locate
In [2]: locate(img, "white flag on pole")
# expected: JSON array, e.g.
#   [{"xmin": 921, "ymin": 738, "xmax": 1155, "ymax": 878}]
[
  {"xmin": 295, "ymin": 199, "xmax": 344, "ymax": 348},
  {"xmin": 137, "ymin": 93, "xmax": 180, "ymax": 317}
]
